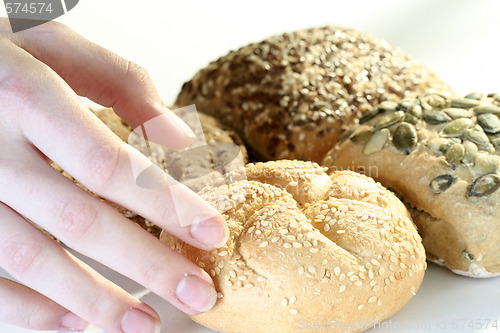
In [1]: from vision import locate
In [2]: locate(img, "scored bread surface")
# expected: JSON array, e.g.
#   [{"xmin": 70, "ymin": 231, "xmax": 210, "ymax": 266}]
[{"xmin": 161, "ymin": 160, "xmax": 426, "ymax": 333}]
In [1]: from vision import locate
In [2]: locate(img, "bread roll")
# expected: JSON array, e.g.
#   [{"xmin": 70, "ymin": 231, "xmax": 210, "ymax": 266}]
[
  {"xmin": 322, "ymin": 92, "xmax": 500, "ymax": 277},
  {"xmin": 161, "ymin": 160, "xmax": 426, "ymax": 333},
  {"xmin": 176, "ymin": 26, "xmax": 452, "ymax": 162}
]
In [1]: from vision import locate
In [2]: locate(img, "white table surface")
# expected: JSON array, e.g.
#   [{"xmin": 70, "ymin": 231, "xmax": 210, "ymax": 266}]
[{"xmin": 1, "ymin": 1, "xmax": 500, "ymax": 332}]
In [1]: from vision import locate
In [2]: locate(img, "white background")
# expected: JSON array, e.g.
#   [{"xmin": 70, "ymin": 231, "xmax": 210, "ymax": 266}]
[{"xmin": 1, "ymin": 1, "xmax": 500, "ymax": 332}]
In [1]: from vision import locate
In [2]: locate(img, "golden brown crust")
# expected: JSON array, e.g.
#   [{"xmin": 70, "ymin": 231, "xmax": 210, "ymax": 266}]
[
  {"xmin": 322, "ymin": 92, "xmax": 500, "ymax": 276},
  {"xmin": 176, "ymin": 26, "xmax": 453, "ymax": 162},
  {"xmin": 161, "ymin": 160, "xmax": 426, "ymax": 333}
]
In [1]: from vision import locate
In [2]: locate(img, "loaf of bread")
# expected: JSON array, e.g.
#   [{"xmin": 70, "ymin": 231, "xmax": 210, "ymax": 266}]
[
  {"xmin": 176, "ymin": 26, "xmax": 453, "ymax": 162},
  {"xmin": 161, "ymin": 160, "xmax": 426, "ymax": 333},
  {"xmin": 322, "ymin": 92, "xmax": 500, "ymax": 277}
]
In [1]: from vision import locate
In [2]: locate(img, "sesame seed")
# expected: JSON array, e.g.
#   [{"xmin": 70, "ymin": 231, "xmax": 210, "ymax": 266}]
[
  {"xmin": 282, "ymin": 298, "xmax": 288, "ymax": 306},
  {"xmin": 198, "ymin": 262, "xmax": 206, "ymax": 268},
  {"xmin": 336, "ymin": 230, "xmax": 346, "ymax": 234},
  {"xmin": 217, "ymin": 292, "xmax": 223, "ymax": 298},
  {"xmin": 354, "ymin": 280, "xmax": 362, "ymax": 287},
  {"xmin": 368, "ymin": 270, "xmax": 374, "ymax": 279},
  {"xmin": 293, "ymin": 242, "xmax": 303, "ymax": 248},
  {"xmin": 358, "ymin": 304, "xmax": 364, "ymax": 310},
  {"xmin": 290, "ymin": 309, "xmax": 298, "ymax": 315},
  {"xmin": 257, "ymin": 276, "xmax": 265, "ymax": 282},
  {"xmin": 322, "ymin": 259, "xmax": 328, "ymax": 266},
  {"xmin": 334, "ymin": 267, "xmax": 340, "ymax": 276},
  {"xmin": 339, "ymin": 274, "xmax": 346, "ymax": 282},
  {"xmin": 284, "ymin": 243, "xmax": 292, "ymax": 249},
  {"xmin": 371, "ymin": 259, "xmax": 381, "ymax": 266},
  {"xmin": 271, "ymin": 236, "xmax": 280, "ymax": 243},
  {"xmin": 225, "ymin": 281, "xmax": 232, "ymax": 287},
  {"xmin": 339, "ymin": 285, "xmax": 346, "ymax": 292},
  {"xmin": 369, "ymin": 296, "xmax": 377, "ymax": 303},
  {"xmin": 229, "ymin": 270, "xmax": 236, "ymax": 278},
  {"xmin": 310, "ymin": 248, "xmax": 319, "ymax": 253},
  {"xmin": 290, "ymin": 296, "xmax": 297, "ymax": 304},
  {"xmin": 259, "ymin": 241, "xmax": 269, "ymax": 248},
  {"xmin": 298, "ymin": 266, "xmax": 305, "ymax": 275},
  {"xmin": 378, "ymin": 299, "xmax": 383, "ymax": 306},
  {"xmin": 308, "ymin": 266, "xmax": 317, "ymax": 275},
  {"xmin": 323, "ymin": 224, "xmax": 331, "ymax": 232}
]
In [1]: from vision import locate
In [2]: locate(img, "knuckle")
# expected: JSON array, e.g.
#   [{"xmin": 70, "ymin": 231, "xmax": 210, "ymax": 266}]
[
  {"xmin": 124, "ymin": 60, "xmax": 150, "ymax": 85},
  {"xmin": 86, "ymin": 289, "xmax": 121, "ymax": 325},
  {"xmin": 54, "ymin": 197, "xmax": 99, "ymax": 243},
  {"xmin": 142, "ymin": 257, "xmax": 171, "ymax": 286},
  {"xmin": 1, "ymin": 233, "xmax": 42, "ymax": 277},
  {"xmin": 83, "ymin": 142, "xmax": 122, "ymax": 191}
]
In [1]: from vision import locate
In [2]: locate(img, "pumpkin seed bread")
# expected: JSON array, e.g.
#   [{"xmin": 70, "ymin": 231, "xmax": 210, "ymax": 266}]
[
  {"xmin": 161, "ymin": 160, "xmax": 426, "ymax": 333},
  {"xmin": 322, "ymin": 92, "xmax": 500, "ymax": 277},
  {"xmin": 176, "ymin": 26, "xmax": 452, "ymax": 162}
]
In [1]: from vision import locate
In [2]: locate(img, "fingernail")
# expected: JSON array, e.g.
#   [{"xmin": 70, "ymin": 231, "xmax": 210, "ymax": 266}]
[
  {"xmin": 121, "ymin": 308, "xmax": 161, "ymax": 333},
  {"xmin": 176, "ymin": 275, "xmax": 217, "ymax": 312},
  {"xmin": 164, "ymin": 107, "xmax": 196, "ymax": 140},
  {"xmin": 60, "ymin": 312, "xmax": 89, "ymax": 331},
  {"xmin": 190, "ymin": 217, "xmax": 229, "ymax": 248}
]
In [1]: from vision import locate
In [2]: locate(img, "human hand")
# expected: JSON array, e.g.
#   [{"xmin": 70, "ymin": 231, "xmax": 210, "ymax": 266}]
[{"xmin": 0, "ymin": 19, "xmax": 229, "ymax": 333}]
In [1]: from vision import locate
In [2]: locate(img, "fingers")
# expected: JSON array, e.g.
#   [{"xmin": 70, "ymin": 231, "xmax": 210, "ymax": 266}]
[
  {"xmin": 0, "ymin": 39, "xmax": 228, "ymax": 250},
  {"xmin": 0, "ymin": 277, "xmax": 88, "ymax": 331},
  {"xmin": 3, "ymin": 20, "xmax": 194, "ymax": 149},
  {"xmin": 0, "ymin": 203, "xmax": 161, "ymax": 333},
  {"xmin": 0, "ymin": 150, "xmax": 218, "ymax": 316}
]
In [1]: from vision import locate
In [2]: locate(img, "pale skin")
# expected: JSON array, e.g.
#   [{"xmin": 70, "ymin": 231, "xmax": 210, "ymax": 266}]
[{"xmin": 0, "ymin": 19, "xmax": 229, "ymax": 333}]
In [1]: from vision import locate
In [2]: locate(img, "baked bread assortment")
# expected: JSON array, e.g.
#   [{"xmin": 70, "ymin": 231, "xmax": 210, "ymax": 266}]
[
  {"xmin": 161, "ymin": 160, "xmax": 426, "ymax": 333},
  {"xmin": 176, "ymin": 26, "xmax": 453, "ymax": 162},
  {"xmin": 322, "ymin": 92, "xmax": 500, "ymax": 277}
]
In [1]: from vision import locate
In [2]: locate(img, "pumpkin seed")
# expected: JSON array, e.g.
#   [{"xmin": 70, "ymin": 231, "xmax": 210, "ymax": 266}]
[
  {"xmin": 393, "ymin": 123, "xmax": 418, "ymax": 154},
  {"xmin": 446, "ymin": 143, "xmax": 465, "ymax": 168},
  {"xmin": 463, "ymin": 250, "xmax": 475, "ymax": 262},
  {"xmin": 426, "ymin": 137, "xmax": 461, "ymax": 154},
  {"xmin": 404, "ymin": 114, "xmax": 419, "ymax": 125},
  {"xmin": 492, "ymin": 137, "xmax": 500, "ymax": 149},
  {"xmin": 473, "ymin": 105, "xmax": 500, "ymax": 114},
  {"xmin": 463, "ymin": 141, "xmax": 478, "ymax": 164},
  {"xmin": 465, "ymin": 125, "xmax": 490, "ymax": 146},
  {"xmin": 378, "ymin": 101, "xmax": 398, "ymax": 112},
  {"xmin": 443, "ymin": 108, "xmax": 474, "ymax": 119},
  {"xmin": 363, "ymin": 129, "xmax": 389, "ymax": 155},
  {"xmin": 451, "ymin": 98, "xmax": 479, "ymax": 109},
  {"xmin": 429, "ymin": 174, "xmax": 457, "ymax": 194},
  {"xmin": 474, "ymin": 152, "xmax": 500, "ymax": 174},
  {"xmin": 419, "ymin": 93, "xmax": 447, "ymax": 108},
  {"xmin": 487, "ymin": 92, "xmax": 500, "ymax": 99},
  {"xmin": 398, "ymin": 99, "xmax": 418, "ymax": 111},
  {"xmin": 423, "ymin": 110, "xmax": 451, "ymax": 125},
  {"xmin": 407, "ymin": 104, "xmax": 423, "ymax": 118},
  {"xmin": 374, "ymin": 111, "xmax": 405, "ymax": 129},
  {"xmin": 477, "ymin": 113, "xmax": 500, "ymax": 134},
  {"xmin": 440, "ymin": 118, "xmax": 473, "ymax": 137},
  {"xmin": 464, "ymin": 92, "xmax": 483, "ymax": 100},
  {"xmin": 468, "ymin": 174, "xmax": 500, "ymax": 197},
  {"xmin": 350, "ymin": 129, "xmax": 373, "ymax": 145}
]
